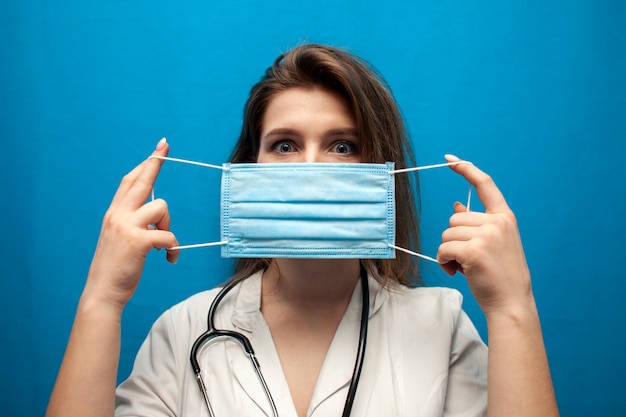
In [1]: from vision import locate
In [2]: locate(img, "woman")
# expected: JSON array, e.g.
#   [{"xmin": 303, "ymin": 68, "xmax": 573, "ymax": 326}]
[{"xmin": 46, "ymin": 44, "xmax": 559, "ymax": 416}]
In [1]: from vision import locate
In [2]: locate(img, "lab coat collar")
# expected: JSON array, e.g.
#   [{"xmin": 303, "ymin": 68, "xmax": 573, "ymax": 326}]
[
  {"xmin": 231, "ymin": 270, "xmax": 387, "ymax": 330},
  {"xmin": 231, "ymin": 271, "xmax": 265, "ymax": 332}
]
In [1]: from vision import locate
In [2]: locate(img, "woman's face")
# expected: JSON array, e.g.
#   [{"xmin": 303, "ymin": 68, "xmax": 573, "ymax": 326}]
[{"xmin": 257, "ymin": 87, "xmax": 362, "ymax": 163}]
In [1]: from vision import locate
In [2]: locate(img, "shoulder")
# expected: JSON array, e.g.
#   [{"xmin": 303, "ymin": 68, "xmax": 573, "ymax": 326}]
[
  {"xmin": 154, "ymin": 272, "xmax": 260, "ymax": 339},
  {"xmin": 383, "ymin": 284, "xmax": 464, "ymax": 315},
  {"xmin": 372, "ymin": 283, "xmax": 473, "ymax": 339},
  {"xmin": 145, "ymin": 287, "xmax": 223, "ymax": 347},
  {"xmin": 166, "ymin": 287, "xmax": 223, "ymax": 321},
  {"xmin": 116, "ymin": 288, "xmax": 224, "ymax": 414}
]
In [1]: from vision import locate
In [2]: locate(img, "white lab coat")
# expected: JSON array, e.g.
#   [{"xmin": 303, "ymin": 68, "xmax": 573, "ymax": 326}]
[{"xmin": 115, "ymin": 271, "xmax": 487, "ymax": 416}]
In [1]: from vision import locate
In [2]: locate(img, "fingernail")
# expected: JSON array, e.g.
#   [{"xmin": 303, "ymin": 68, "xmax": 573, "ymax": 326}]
[
  {"xmin": 156, "ymin": 137, "xmax": 167, "ymax": 151},
  {"xmin": 445, "ymin": 154, "xmax": 460, "ymax": 162}
]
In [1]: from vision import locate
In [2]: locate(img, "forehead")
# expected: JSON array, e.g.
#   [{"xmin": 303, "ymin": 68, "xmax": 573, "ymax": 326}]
[{"xmin": 261, "ymin": 87, "xmax": 355, "ymax": 132}]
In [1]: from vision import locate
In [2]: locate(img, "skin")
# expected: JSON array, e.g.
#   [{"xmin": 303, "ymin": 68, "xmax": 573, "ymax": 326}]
[{"xmin": 46, "ymin": 87, "xmax": 558, "ymax": 417}]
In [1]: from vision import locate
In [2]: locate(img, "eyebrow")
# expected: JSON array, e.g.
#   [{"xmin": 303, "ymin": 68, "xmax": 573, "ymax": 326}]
[
  {"xmin": 263, "ymin": 128, "xmax": 360, "ymax": 138},
  {"xmin": 263, "ymin": 128, "xmax": 299, "ymax": 138},
  {"xmin": 326, "ymin": 128, "xmax": 360, "ymax": 138}
]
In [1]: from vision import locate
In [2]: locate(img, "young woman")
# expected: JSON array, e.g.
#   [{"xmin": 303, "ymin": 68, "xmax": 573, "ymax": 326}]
[{"xmin": 46, "ymin": 44, "xmax": 559, "ymax": 416}]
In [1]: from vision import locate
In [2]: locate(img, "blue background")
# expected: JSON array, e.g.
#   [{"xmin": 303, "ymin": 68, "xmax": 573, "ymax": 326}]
[{"xmin": 1, "ymin": 1, "xmax": 625, "ymax": 416}]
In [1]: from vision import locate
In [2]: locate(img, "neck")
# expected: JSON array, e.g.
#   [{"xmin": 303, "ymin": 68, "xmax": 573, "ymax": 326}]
[{"xmin": 262, "ymin": 258, "xmax": 361, "ymax": 306}]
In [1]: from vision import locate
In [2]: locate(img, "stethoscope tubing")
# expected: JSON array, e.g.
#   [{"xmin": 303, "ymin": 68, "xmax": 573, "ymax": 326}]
[
  {"xmin": 190, "ymin": 266, "xmax": 370, "ymax": 417},
  {"xmin": 342, "ymin": 268, "xmax": 369, "ymax": 416}
]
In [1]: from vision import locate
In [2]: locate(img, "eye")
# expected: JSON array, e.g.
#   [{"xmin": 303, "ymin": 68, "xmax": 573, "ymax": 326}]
[
  {"xmin": 273, "ymin": 141, "xmax": 294, "ymax": 154},
  {"xmin": 332, "ymin": 141, "xmax": 358, "ymax": 155}
]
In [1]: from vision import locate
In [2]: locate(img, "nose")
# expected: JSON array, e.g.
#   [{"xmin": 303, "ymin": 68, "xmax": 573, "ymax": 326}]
[{"xmin": 302, "ymin": 143, "xmax": 328, "ymax": 163}]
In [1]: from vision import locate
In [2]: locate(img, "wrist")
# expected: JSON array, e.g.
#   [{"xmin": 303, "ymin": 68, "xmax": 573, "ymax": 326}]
[
  {"xmin": 78, "ymin": 285, "xmax": 127, "ymax": 321},
  {"xmin": 483, "ymin": 294, "xmax": 541, "ymax": 330}
]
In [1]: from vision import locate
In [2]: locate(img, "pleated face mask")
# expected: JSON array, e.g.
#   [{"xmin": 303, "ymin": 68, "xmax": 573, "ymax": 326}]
[
  {"xmin": 221, "ymin": 162, "xmax": 395, "ymax": 259},
  {"xmin": 150, "ymin": 156, "xmax": 471, "ymax": 263}
]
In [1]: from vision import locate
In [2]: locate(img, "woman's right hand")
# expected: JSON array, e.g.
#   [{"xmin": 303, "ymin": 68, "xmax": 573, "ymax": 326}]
[{"xmin": 82, "ymin": 138, "xmax": 179, "ymax": 311}]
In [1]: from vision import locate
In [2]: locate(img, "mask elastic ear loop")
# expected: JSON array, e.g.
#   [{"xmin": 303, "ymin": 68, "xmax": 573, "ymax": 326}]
[
  {"xmin": 148, "ymin": 155, "xmax": 229, "ymax": 251},
  {"xmin": 388, "ymin": 244, "xmax": 440, "ymax": 263},
  {"xmin": 387, "ymin": 160, "xmax": 471, "ymax": 174},
  {"xmin": 149, "ymin": 155, "xmax": 226, "ymax": 170},
  {"xmin": 388, "ymin": 160, "xmax": 473, "ymax": 264},
  {"xmin": 168, "ymin": 241, "xmax": 228, "ymax": 250}
]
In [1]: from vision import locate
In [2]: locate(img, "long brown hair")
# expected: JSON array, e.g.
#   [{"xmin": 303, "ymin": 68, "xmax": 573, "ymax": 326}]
[{"xmin": 229, "ymin": 44, "xmax": 422, "ymax": 287}]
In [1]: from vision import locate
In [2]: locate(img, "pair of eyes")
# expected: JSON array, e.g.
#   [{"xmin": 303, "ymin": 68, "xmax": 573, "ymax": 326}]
[{"xmin": 272, "ymin": 140, "xmax": 359, "ymax": 155}]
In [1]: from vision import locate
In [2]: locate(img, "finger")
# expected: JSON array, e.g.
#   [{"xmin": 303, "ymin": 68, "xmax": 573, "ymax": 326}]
[
  {"xmin": 110, "ymin": 160, "xmax": 148, "ymax": 208},
  {"xmin": 166, "ymin": 248, "xmax": 180, "ymax": 264},
  {"xmin": 154, "ymin": 205, "xmax": 171, "ymax": 232},
  {"xmin": 437, "ymin": 240, "xmax": 474, "ymax": 269},
  {"xmin": 153, "ymin": 229, "xmax": 180, "ymax": 264},
  {"xmin": 144, "ymin": 228, "xmax": 179, "ymax": 264},
  {"xmin": 437, "ymin": 240, "xmax": 459, "ymax": 264},
  {"xmin": 440, "ymin": 261, "xmax": 463, "ymax": 277},
  {"xmin": 449, "ymin": 211, "xmax": 488, "ymax": 228},
  {"xmin": 134, "ymin": 199, "xmax": 179, "ymax": 263},
  {"xmin": 441, "ymin": 226, "xmax": 477, "ymax": 243},
  {"xmin": 445, "ymin": 154, "xmax": 510, "ymax": 214},
  {"xmin": 133, "ymin": 198, "xmax": 171, "ymax": 228},
  {"xmin": 150, "ymin": 229, "xmax": 179, "ymax": 252},
  {"xmin": 437, "ymin": 240, "xmax": 468, "ymax": 276},
  {"xmin": 122, "ymin": 138, "xmax": 170, "ymax": 209}
]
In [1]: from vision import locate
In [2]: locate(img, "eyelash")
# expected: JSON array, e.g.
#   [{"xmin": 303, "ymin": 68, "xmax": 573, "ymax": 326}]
[{"xmin": 270, "ymin": 139, "xmax": 360, "ymax": 155}]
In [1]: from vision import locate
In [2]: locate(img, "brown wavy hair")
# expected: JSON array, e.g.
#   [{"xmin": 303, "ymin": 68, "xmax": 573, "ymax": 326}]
[{"xmin": 228, "ymin": 44, "xmax": 422, "ymax": 287}]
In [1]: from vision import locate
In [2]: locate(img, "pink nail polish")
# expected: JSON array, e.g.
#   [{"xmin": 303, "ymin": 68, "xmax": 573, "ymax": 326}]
[
  {"xmin": 444, "ymin": 154, "xmax": 460, "ymax": 162},
  {"xmin": 156, "ymin": 137, "xmax": 167, "ymax": 151}
]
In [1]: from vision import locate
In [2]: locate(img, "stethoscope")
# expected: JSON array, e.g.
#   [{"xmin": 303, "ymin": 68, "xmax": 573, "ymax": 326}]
[{"xmin": 190, "ymin": 266, "xmax": 370, "ymax": 417}]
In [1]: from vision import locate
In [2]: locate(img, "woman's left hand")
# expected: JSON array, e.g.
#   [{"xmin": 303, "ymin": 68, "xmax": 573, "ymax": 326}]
[{"xmin": 437, "ymin": 155, "xmax": 533, "ymax": 316}]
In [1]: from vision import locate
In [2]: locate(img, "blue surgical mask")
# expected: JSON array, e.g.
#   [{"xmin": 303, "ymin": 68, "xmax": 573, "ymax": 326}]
[
  {"xmin": 221, "ymin": 162, "xmax": 395, "ymax": 259},
  {"xmin": 150, "ymin": 156, "xmax": 471, "ymax": 263}
]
